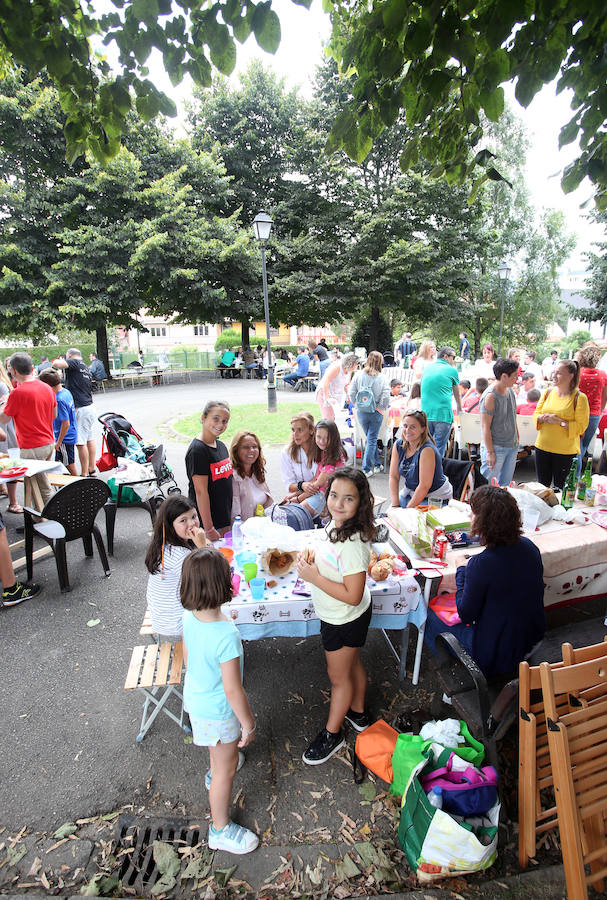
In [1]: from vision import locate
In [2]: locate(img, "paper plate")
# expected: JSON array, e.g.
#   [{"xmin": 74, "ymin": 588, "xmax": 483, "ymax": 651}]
[
  {"xmin": 0, "ymin": 466, "xmax": 28, "ymax": 478},
  {"xmin": 590, "ymin": 509, "xmax": 607, "ymax": 530}
]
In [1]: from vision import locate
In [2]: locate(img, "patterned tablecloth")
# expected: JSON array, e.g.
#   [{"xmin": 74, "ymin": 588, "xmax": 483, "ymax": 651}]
[
  {"xmin": 426, "ymin": 509, "xmax": 607, "ymax": 609},
  {"xmin": 222, "ymin": 531, "xmax": 425, "ymax": 640}
]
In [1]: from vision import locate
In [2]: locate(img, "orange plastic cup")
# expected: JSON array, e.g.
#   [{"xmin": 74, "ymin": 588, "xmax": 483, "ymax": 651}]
[{"xmin": 218, "ymin": 546, "xmax": 234, "ymax": 564}]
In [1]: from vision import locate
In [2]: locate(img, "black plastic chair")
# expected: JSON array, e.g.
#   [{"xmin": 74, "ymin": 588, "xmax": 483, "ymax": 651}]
[
  {"xmin": 24, "ymin": 479, "xmax": 111, "ymax": 593},
  {"xmin": 441, "ymin": 457, "xmax": 476, "ymax": 502}
]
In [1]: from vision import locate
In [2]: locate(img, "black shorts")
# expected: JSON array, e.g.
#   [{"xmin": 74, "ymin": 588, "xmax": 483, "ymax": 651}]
[
  {"xmin": 56, "ymin": 443, "xmax": 75, "ymax": 466},
  {"xmin": 320, "ymin": 603, "xmax": 372, "ymax": 652},
  {"xmin": 0, "ymin": 510, "xmax": 4, "ymax": 532}
]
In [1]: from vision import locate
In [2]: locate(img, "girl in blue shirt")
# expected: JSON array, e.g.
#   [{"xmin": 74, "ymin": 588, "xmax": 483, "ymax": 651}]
[{"xmin": 180, "ymin": 548, "xmax": 258, "ymax": 855}]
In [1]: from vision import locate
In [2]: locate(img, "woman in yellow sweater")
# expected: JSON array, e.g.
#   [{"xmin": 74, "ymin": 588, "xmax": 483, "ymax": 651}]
[{"xmin": 533, "ymin": 359, "xmax": 589, "ymax": 490}]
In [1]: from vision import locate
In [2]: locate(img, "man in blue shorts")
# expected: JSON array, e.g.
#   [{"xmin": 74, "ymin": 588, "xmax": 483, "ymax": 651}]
[{"xmin": 39, "ymin": 370, "xmax": 78, "ymax": 475}]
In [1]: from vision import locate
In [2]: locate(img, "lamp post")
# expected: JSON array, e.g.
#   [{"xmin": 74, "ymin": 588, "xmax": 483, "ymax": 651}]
[
  {"xmin": 497, "ymin": 261, "xmax": 511, "ymax": 357},
  {"xmin": 252, "ymin": 211, "xmax": 276, "ymax": 413}
]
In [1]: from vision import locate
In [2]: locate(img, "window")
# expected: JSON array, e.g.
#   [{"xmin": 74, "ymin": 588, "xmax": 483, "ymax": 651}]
[
  {"xmin": 150, "ymin": 326, "xmax": 166, "ymax": 337},
  {"xmin": 193, "ymin": 324, "xmax": 209, "ymax": 336}
]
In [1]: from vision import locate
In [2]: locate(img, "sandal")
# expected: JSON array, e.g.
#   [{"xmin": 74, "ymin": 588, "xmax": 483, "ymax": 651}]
[
  {"xmin": 6, "ymin": 504, "xmax": 24, "ymax": 514},
  {"xmin": 0, "ymin": 486, "xmax": 8, "ymax": 497}
]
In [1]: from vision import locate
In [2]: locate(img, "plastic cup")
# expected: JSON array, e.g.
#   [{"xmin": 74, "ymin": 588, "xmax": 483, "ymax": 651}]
[
  {"xmin": 249, "ymin": 577, "xmax": 265, "ymax": 600},
  {"xmin": 242, "ymin": 562, "xmax": 258, "ymax": 582},
  {"xmin": 231, "ymin": 573, "xmax": 241, "ymax": 596},
  {"xmin": 235, "ymin": 551, "xmax": 256, "ymax": 570},
  {"xmin": 218, "ymin": 546, "xmax": 234, "ymax": 564},
  {"xmin": 223, "ymin": 531, "xmax": 233, "ymax": 547}
]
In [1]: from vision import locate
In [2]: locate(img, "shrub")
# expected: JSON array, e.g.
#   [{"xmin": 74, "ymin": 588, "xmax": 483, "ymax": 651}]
[{"xmin": 214, "ymin": 329, "xmax": 242, "ymax": 352}]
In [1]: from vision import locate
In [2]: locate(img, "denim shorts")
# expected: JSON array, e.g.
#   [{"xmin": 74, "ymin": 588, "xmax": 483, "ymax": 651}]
[
  {"xmin": 303, "ymin": 491, "xmax": 327, "ymax": 516},
  {"xmin": 190, "ymin": 714, "xmax": 240, "ymax": 746}
]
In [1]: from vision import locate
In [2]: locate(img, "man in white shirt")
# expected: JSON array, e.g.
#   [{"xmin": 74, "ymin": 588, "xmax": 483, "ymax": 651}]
[
  {"xmin": 541, "ymin": 349, "xmax": 558, "ymax": 380},
  {"xmin": 523, "ymin": 350, "xmax": 543, "ymax": 382}
]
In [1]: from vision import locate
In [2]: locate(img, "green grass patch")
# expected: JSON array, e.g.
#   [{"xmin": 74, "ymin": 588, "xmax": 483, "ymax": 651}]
[{"xmin": 172, "ymin": 399, "xmax": 320, "ymax": 446}]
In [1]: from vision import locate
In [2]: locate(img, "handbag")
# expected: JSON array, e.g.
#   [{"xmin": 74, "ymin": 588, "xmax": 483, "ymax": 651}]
[
  {"xmin": 421, "ymin": 752, "xmax": 498, "ymax": 816},
  {"xmin": 398, "ymin": 746, "xmax": 499, "ymax": 882},
  {"xmin": 428, "ymin": 591, "xmax": 463, "ymax": 626},
  {"xmin": 96, "ymin": 435, "xmax": 117, "ymax": 472},
  {"xmin": 353, "ymin": 719, "xmax": 399, "ymax": 784}
]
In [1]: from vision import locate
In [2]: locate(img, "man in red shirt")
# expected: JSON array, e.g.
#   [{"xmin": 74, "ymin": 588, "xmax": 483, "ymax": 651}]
[{"xmin": 0, "ymin": 353, "xmax": 56, "ymax": 510}]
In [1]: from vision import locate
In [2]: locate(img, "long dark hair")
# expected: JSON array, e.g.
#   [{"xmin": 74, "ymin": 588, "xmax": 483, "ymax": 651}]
[
  {"xmin": 145, "ymin": 494, "xmax": 198, "ymax": 574},
  {"xmin": 325, "ymin": 467, "xmax": 375, "ymax": 544},
  {"xmin": 314, "ymin": 419, "xmax": 347, "ymax": 467}
]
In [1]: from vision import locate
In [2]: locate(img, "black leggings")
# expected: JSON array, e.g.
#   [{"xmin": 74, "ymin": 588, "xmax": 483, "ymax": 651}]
[{"xmin": 535, "ymin": 447, "xmax": 575, "ymax": 491}]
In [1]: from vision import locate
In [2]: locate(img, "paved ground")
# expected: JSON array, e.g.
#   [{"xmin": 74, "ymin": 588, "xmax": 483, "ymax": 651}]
[{"xmin": 0, "ymin": 376, "xmax": 572, "ymax": 897}]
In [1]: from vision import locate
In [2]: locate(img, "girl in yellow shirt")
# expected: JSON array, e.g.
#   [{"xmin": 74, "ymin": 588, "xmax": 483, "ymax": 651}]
[{"xmin": 533, "ymin": 359, "xmax": 589, "ymax": 490}]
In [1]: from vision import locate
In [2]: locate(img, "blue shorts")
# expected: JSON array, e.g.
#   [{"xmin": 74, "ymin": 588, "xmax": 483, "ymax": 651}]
[{"xmin": 56, "ymin": 443, "xmax": 75, "ymax": 466}]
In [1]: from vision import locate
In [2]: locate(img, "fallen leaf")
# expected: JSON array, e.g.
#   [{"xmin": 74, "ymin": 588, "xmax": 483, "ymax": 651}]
[
  {"xmin": 86, "ymin": 619, "xmax": 101, "ymax": 627},
  {"xmin": 40, "ymin": 871, "xmax": 51, "ymax": 890},
  {"xmin": 358, "ymin": 781, "xmax": 376, "ymax": 802},
  {"xmin": 291, "ymin": 812, "xmax": 302, "ymax": 822},
  {"xmin": 79, "ymin": 873, "xmax": 103, "ymax": 895},
  {"xmin": 335, "ymin": 854, "xmax": 361, "ymax": 880},
  {"xmin": 214, "ymin": 865, "xmax": 237, "ymax": 888},
  {"xmin": 151, "ymin": 872, "xmax": 177, "ymax": 895},
  {"xmin": 27, "ymin": 857, "xmax": 42, "ymax": 876},
  {"xmin": 153, "ymin": 841, "xmax": 180, "ymax": 878},
  {"xmin": 6, "ymin": 843, "xmax": 27, "ymax": 866},
  {"xmin": 181, "ymin": 849, "xmax": 212, "ymax": 881},
  {"xmin": 358, "ymin": 823, "xmax": 371, "ymax": 837}
]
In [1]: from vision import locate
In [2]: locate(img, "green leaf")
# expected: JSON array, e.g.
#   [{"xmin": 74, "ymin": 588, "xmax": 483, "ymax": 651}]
[
  {"xmin": 405, "ymin": 20, "xmax": 432, "ymax": 56},
  {"xmin": 208, "ymin": 25, "xmax": 237, "ymax": 75},
  {"xmin": 54, "ymin": 822, "xmax": 78, "ymax": 838},
  {"xmin": 382, "ymin": 0, "xmax": 406, "ymax": 36},
  {"xmin": 132, "ymin": 0, "xmax": 159, "ymax": 23},
  {"xmin": 479, "ymin": 86, "xmax": 504, "ymax": 121},
  {"xmin": 136, "ymin": 93, "xmax": 160, "ymax": 122},
  {"xmin": 181, "ymin": 848, "xmax": 213, "ymax": 880},
  {"xmin": 559, "ymin": 117, "xmax": 580, "ymax": 149},
  {"xmin": 468, "ymin": 172, "xmax": 489, "ymax": 204},
  {"xmin": 214, "ymin": 865, "xmax": 237, "ymax": 887},
  {"xmin": 6, "ymin": 844, "xmax": 27, "ymax": 866},
  {"xmin": 153, "ymin": 841, "xmax": 180, "ymax": 877},
  {"xmin": 561, "ymin": 160, "xmax": 586, "ymax": 194},
  {"xmin": 399, "ymin": 139, "xmax": 419, "ymax": 171},
  {"xmin": 252, "ymin": 3, "xmax": 281, "ymax": 54}
]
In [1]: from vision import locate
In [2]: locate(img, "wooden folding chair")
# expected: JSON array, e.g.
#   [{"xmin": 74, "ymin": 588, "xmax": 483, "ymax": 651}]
[
  {"xmin": 124, "ymin": 641, "xmax": 189, "ymax": 742},
  {"xmin": 540, "ymin": 658, "xmax": 607, "ymax": 900},
  {"xmin": 518, "ymin": 637, "xmax": 607, "ymax": 869}
]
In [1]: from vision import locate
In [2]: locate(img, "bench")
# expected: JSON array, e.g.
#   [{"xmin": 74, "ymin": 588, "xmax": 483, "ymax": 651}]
[
  {"xmin": 124, "ymin": 641, "xmax": 190, "ymax": 741},
  {"xmin": 432, "ymin": 616, "xmax": 607, "ymax": 769}
]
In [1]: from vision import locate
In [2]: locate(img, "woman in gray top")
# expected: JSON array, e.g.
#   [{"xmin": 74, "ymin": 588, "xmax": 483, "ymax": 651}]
[
  {"xmin": 479, "ymin": 357, "xmax": 519, "ymax": 487},
  {"xmin": 350, "ymin": 351, "xmax": 390, "ymax": 477}
]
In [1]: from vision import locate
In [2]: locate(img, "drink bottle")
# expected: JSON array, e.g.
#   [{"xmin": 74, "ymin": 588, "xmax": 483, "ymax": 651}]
[
  {"xmin": 427, "ymin": 787, "xmax": 443, "ymax": 809},
  {"xmin": 577, "ymin": 458, "xmax": 592, "ymax": 503},
  {"xmin": 232, "ymin": 515, "xmax": 244, "ymax": 549},
  {"xmin": 561, "ymin": 458, "xmax": 577, "ymax": 509}
]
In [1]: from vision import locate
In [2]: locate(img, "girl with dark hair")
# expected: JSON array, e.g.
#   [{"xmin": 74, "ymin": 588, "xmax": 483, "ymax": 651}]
[
  {"xmin": 299, "ymin": 420, "xmax": 348, "ymax": 518},
  {"xmin": 533, "ymin": 359, "xmax": 589, "ymax": 490},
  {"xmin": 296, "ymin": 467, "xmax": 376, "ymax": 765},
  {"xmin": 185, "ymin": 400, "xmax": 233, "ymax": 541},
  {"xmin": 180, "ymin": 548, "xmax": 258, "ymax": 855},
  {"xmin": 423, "ymin": 485, "xmax": 545, "ymax": 677},
  {"xmin": 144, "ymin": 495, "xmax": 208, "ymax": 640},
  {"xmin": 229, "ymin": 431, "xmax": 273, "ymax": 522}
]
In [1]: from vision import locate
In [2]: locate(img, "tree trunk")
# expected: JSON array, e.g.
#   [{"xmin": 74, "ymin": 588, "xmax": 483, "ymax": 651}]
[
  {"xmin": 473, "ymin": 318, "xmax": 481, "ymax": 359},
  {"xmin": 96, "ymin": 325, "xmax": 111, "ymax": 380},
  {"xmin": 241, "ymin": 319, "xmax": 250, "ymax": 348},
  {"xmin": 369, "ymin": 306, "xmax": 380, "ymax": 351}
]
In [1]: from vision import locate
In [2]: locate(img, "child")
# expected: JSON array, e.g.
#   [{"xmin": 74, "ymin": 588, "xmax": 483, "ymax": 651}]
[
  {"xmin": 280, "ymin": 412, "xmax": 317, "ymax": 503},
  {"xmin": 296, "ymin": 467, "xmax": 376, "ymax": 764},
  {"xmin": 300, "ymin": 420, "xmax": 347, "ymax": 518},
  {"xmin": 389, "ymin": 379, "xmax": 403, "ymax": 396},
  {"xmin": 144, "ymin": 495, "xmax": 208, "ymax": 641},
  {"xmin": 462, "ymin": 377, "xmax": 488, "ymax": 412},
  {"xmin": 181, "ymin": 548, "xmax": 258, "ymax": 854},
  {"xmin": 185, "ymin": 401, "xmax": 233, "ymax": 541},
  {"xmin": 39, "ymin": 369, "xmax": 78, "ymax": 476}
]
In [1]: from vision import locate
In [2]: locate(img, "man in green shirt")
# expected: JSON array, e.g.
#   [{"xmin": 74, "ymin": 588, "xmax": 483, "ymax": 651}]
[
  {"xmin": 218, "ymin": 348, "xmax": 236, "ymax": 378},
  {"xmin": 420, "ymin": 346, "xmax": 461, "ymax": 457}
]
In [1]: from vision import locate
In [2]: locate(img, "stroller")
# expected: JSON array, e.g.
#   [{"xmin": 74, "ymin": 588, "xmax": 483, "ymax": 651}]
[{"xmin": 97, "ymin": 412, "xmax": 180, "ymax": 496}]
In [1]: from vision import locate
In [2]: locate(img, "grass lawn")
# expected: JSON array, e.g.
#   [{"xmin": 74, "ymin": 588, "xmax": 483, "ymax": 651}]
[{"xmin": 172, "ymin": 398, "xmax": 320, "ymax": 446}]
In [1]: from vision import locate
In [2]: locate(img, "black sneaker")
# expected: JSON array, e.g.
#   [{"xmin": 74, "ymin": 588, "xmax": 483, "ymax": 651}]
[
  {"xmin": 344, "ymin": 709, "xmax": 371, "ymax": 732},
  {"xmin": 2, "ymin": 582, "xmax": 41, "ymax": 607},
  {"xmin": 302, "ymin": 728, "xmax": 345, "ymax": 765}
]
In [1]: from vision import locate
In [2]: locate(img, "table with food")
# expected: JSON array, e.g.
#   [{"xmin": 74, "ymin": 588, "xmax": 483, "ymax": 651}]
[{"xmin": 215, "ymin": 517, "xmax": 428, "ymax": 683}]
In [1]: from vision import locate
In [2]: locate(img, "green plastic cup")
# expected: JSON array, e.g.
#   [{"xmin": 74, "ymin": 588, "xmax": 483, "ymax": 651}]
[{"xmin": 242, "ymin": 562, "xmax": 258, "ymax": 582}]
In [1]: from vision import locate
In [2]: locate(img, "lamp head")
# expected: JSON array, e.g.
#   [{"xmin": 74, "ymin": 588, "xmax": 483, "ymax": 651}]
[
  {"xmin": 253, "ymin": 211, "xmax": 273, "ymax": 243},
  {"xmin": 498, "ymin": 261, "xmax": 511, "ymax": 281}
]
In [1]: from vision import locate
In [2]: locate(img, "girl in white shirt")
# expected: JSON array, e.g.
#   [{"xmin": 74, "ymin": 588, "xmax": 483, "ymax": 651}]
[
  {"xmin": 144, "ymin": 495, "xmax": 208, "ymax": 640},
  {"xmin": 280, "ymin": 412, "xmax": 318, "ymax": 502}
]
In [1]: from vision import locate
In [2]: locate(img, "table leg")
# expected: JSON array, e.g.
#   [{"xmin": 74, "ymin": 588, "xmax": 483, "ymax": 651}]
[{"xmin": 411, "ymin": 574, "xmax": 437, "ymax": 686}]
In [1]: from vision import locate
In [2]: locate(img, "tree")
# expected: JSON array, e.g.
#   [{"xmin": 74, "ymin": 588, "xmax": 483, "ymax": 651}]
[
  {"xmin": 325, "ymin": 0, "xmax": 607, "ymax": 208},
  {"xmin": 0, "ymin": 0, "xmax": 310, "ymax": 165},
  {"xmin": 582, "ymin": 209, "xmax": 607, "ymax": 326}
]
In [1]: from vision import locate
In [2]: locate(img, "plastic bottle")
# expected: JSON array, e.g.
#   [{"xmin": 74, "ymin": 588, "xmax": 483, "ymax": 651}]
[
  {"xmin": 232, "ymin": 515, "xmax": 244, "ymax": 549},
  {"xmin": 427, "ymin": 786, "xmax": 443, "ymax": 809}
]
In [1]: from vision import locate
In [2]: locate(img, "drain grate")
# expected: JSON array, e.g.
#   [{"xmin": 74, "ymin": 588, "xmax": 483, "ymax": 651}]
[{"xmin": 114, "ymin": 814, "xmax": 203, "ymax": 895}]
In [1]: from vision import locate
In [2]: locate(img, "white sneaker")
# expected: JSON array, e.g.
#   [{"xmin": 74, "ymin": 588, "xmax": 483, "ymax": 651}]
[
  {"xmin": 205, "ymin": 750, "xmax": 245, "ymax": 790},
  {"xmin": 208, "ymin": 820, "xmax": 259, "ymax": 854},
  {"xmin": 374, "ymin": 465, "xmax": 383, "ymax": 474},
  {"xmin": 363, "ymin": 469, "xmax": 374, "ymax": 478}
]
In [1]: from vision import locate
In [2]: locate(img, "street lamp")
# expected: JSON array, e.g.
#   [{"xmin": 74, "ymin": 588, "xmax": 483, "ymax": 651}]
[
  {"xmin": 497, "ymin": 260, "xmax": 511, "ymax": 357},
  {"xmin": 252, "ymin": 211, "xmax": 276, "ymax": 413}
]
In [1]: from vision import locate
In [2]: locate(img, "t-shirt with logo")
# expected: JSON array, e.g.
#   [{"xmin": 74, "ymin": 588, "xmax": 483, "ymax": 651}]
[
  {"xmin": 63, "ymin": 358, "xmax": 93, "ymax": 408},
  {"xmin": 185, "ymin": 437, "xmax": 233, "ymax": 530}
]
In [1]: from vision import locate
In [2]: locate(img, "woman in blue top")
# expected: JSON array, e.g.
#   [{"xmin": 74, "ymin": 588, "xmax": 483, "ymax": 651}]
[
  {"xmin": 424, "ymin": 485, "xmax": 545, "ymax": 677},
  {"xmin": 389, "ymin": 410, "xmax": 452, "ymax": 508}
]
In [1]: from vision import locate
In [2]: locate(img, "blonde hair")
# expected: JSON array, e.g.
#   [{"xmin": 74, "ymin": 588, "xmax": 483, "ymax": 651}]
[
  {"xmin": 364, "ymin": 351, "xmax": 383, "ymax": 375},
  {"xmin": 417, "ymin": 341, "xmax": 436, "ymax": 361},
  {"xmin": 287, "ymin": 411, "xmax": 315, "ymax": 463},
  {"xmin": 0, "ymin": 361, "xmax": 12, "ymax": 392}
]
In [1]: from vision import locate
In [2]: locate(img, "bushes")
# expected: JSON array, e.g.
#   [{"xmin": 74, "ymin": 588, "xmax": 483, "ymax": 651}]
[
  {"xmin": 214, "ymin": 329, "xmax": 242, "ymax": 352},
  {"xmin": 0, "ymin": 343, "xmax": 96, "ymax": 365}
]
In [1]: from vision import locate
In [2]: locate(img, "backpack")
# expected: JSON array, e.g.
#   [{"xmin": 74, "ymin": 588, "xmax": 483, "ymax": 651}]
[{"xmin": 355, "ymin": 373, "xmax": 377, "ymax": 413}]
